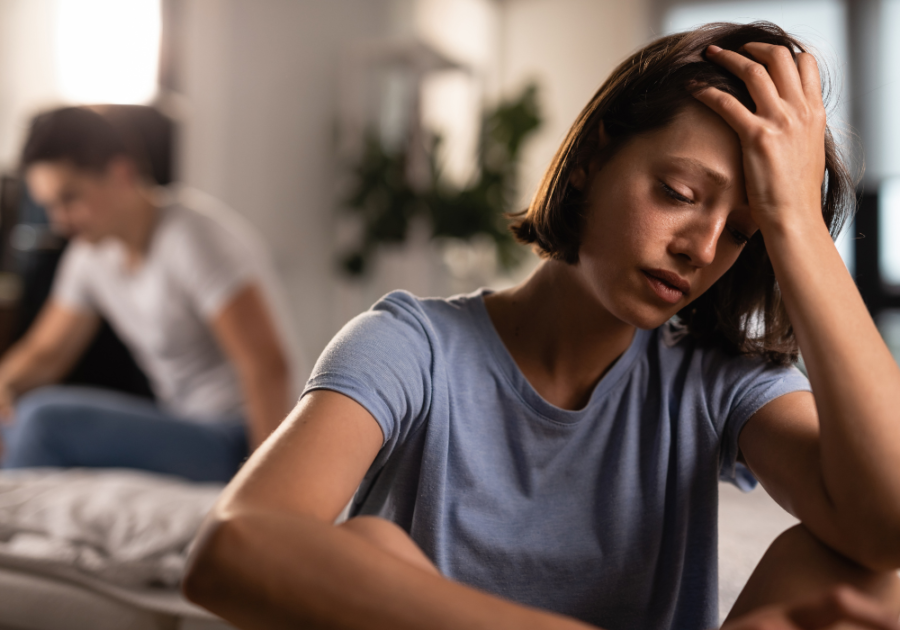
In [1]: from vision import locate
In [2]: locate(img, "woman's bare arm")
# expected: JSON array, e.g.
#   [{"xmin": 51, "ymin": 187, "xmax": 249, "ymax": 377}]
[
  {"xmin": 184, "ymin": 377, "xmax": 900, "ymax": 629},
  {"xmin": 697, "ymin": 44, "xmax": 900, "ymax": 569},
  {"xmin": 182, "ymin": 389, "xmax": 594, "ymax": 630}
]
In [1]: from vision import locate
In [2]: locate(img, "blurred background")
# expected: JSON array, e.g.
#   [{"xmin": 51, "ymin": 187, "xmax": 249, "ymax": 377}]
[{"xmin": 0, "ymin": 0, "xmax": 898, "ymax": 372}]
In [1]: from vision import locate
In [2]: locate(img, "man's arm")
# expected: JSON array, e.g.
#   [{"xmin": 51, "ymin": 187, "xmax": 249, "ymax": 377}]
[
  {"xmin": 210, "ymin": 283, "xmax": 291, "ymax": 449},
  {"xmin": 0, "ymin": 299, "xmax": 99, "ymax": 418}
]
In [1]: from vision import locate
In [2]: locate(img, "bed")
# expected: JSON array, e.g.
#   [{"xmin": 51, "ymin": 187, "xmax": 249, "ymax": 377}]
[
  {"xmin": 0, "ymin": 468, "xmax": 235, "ymax": 630},
  {"xmin": 0, "ymin": 467, "xmax": 796, "ymax": 629}
]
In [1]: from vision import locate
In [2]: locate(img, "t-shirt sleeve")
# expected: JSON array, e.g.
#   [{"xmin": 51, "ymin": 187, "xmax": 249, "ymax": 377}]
[
  {"xmin": 172, "ymin": 212, "xmax": 258, "ymax": 319},
  {"xmin": 302, "ymin": 291, "xmax": 433, "ymax": 457},
  {"xmin": 49, "ymin": 241, "xmax": 96, "ymax": 313},
  {"xmin": 705, "ymin": 352, "xmax": 811, "ymax": 490}
]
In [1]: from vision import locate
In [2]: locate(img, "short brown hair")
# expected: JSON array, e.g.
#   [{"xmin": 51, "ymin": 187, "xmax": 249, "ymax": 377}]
[
  {"xmin": 510, "ymin": 22, "xmax": 855, "ymax": 365},
  {"xmin": 20, "ymin": 105, "xmax": 174, "ymax": 185}
]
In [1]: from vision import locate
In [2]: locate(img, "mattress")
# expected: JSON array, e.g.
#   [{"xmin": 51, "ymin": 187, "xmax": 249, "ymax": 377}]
[
  {"xmin": 0, "ymin": 564, "xmax": 234, "ymax": 630},
  {"xmin": 0, "ymin": 468, "xmax": 236, "ymax": 629}
]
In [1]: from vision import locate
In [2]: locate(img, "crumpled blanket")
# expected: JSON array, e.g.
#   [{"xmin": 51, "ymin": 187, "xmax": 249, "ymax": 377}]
[{"xmin": 0, "ymin": 468, "xmax": 223, "ymax": 588}]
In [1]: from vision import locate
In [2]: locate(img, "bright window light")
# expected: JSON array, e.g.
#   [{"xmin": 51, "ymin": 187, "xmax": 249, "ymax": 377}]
[
  {"xmin": 880, "ymin": 0, "xmax": 900, "ymax": 177},
  {"xmin": 880, "ymin": 177, "xmax": 900, "ymax": 285},
  {"xmin": 56, "ymin": 0, "xmax": 161, "ymax": 104}
]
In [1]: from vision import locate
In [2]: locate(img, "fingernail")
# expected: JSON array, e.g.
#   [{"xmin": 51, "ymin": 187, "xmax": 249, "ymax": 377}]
[{"xmin": 707, "ymin": 44, "xmax": 723, "ymax": 55}]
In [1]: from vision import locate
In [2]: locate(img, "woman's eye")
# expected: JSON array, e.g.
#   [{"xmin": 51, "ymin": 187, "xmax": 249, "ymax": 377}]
[
  {"xmin": 727, "ymin": 225, "xmax": 750, "ymax": 246},
  {"xmin": 660, "ymin": 182, "xmax": 693, "ymax": 205}
]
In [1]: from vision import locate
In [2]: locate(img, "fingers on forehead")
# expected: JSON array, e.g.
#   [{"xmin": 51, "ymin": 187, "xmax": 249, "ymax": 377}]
[{"xmin": 692, "ymin": 86, "xmax": 756, "ymax": 132}]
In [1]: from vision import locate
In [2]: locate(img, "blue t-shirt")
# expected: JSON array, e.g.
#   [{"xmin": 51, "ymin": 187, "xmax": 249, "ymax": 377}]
[{"xmin": 304, "ymin": 290, "xmax": 810, "ymax": 630}]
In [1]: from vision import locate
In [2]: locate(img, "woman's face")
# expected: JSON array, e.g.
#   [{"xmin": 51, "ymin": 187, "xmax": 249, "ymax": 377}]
[{"xmin": 575, "ymin": 102, "xmax": 757, "ymax": 330}]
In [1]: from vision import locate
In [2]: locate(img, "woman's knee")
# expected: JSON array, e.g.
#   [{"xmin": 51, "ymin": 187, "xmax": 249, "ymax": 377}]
[
  {"xmin": 729, "ymin": 524, "xmax": 900, "ymax": 621},
  {"xmin": 769, "ymin": 525, "xmax": 899, "ymax": 594}
]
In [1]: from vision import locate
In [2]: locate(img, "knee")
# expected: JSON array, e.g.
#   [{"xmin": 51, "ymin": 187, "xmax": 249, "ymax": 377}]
[
  {"xmin": 4, "ymin": 389, "xmax": 80, "ymax": 466},
  {"xmin": 15, "ymin": 390, "xmax": 76, "ymax": 435},
  {"xmin": 771, "ymin": 525, "xmax": 900, "ymax": 613}
]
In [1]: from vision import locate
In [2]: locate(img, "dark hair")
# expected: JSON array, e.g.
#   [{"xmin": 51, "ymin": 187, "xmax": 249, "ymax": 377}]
[
  {"xmin": 510, "ymin": 22, "xmax": 855, "ymax": 365},
  {"xmin": 20, "ymin": 105, "xmax": 175, "ymax": 185}
]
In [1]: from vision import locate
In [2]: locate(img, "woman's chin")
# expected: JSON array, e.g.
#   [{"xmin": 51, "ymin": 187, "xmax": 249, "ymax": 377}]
[{"xmin": 616, "ymin": 302, "xmax": 680, "ymax": 331}]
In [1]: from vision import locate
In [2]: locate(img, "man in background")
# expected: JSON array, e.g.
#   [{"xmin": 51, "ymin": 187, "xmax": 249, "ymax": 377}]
[{"xmin": 0, "ymin": 105, "xmax": 298, "ymax": 482}]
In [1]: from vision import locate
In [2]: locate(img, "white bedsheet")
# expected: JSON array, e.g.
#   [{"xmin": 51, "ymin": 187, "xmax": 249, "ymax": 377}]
[{"xmin": 0, "ymin": 468, "xmax": 222, "ymax": 589}]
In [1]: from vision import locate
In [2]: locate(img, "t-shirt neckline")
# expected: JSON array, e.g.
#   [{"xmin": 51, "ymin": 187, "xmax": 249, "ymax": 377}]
[
  {"xmin": 470, "ymin": 288, "xmax": 650, "ymax": 425},
  {"xmin": 111, "ymin": 203, "xmax": 173, "ymax": 277}
]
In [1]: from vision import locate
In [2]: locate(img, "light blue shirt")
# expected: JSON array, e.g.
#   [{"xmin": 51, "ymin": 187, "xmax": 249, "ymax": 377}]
[{"xmin": 304, "ymin": 290, "xmax": 810, "ymax": 630}]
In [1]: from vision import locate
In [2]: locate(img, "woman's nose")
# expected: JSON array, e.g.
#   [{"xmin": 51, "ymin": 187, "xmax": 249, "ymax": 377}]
[{"xmin": 671, "ymin": 217, "xmax": 726, "ymax": 268}]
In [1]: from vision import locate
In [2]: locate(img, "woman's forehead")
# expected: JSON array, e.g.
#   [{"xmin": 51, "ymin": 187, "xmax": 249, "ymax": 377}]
[{"xmin": 629, "ymin": 104, "xmax": 743, "ymax": 179}]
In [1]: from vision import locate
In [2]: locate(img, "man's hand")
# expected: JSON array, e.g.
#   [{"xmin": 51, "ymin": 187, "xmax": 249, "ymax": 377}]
[
  {"xmin": 0, "ymin": 382, "xmax": 17, "ymax": 423},
  {"xmin": 724, "ymin": 586, "xmax": 900, "ymax": 630}
]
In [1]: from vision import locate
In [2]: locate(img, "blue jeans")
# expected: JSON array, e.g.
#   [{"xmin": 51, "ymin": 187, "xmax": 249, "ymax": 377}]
[{"xmin": 1, "ymin": 386, "xmax": 248, "ymax": 483}]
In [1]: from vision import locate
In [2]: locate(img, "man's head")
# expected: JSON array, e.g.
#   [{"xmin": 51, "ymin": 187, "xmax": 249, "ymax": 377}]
[{"xmin": 20, "ymin": 106, "xmax": 159, "ymax": 241}]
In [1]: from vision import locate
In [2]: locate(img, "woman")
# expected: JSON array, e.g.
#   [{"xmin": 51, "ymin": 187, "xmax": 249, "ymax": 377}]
[
  {"xmin": 0, "ymin": 106, "xmax": 298, "ymax": 482},
  {"xmin": 184, "ymin": 22, "xmax": 900, "ymax": 629}
]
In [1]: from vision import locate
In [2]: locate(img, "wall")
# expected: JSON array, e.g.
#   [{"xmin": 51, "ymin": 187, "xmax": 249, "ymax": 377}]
[
  {"xmin": 176, "ymin": 0, "xmax": 394, "ymax": 373},
  {"xmin": 500, "ymin": 0, "xmax": 651, "ymax": 210},
  {"xmin": 176, "ymin": 0, "xmax": 653, "ymax": 365},
  {"xmin": 0, "ymin": 0, "xmax": 60, "ymax": 170}
]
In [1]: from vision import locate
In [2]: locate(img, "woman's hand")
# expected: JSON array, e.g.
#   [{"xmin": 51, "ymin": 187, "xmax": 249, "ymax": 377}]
[
  {"xmin": 707, "ymin": 44, "xmax": 900, "ymax": 572},
  {"xmin": 722, "ymin": 586, "xmax": 900, "ymax": 630},
  {"xmin": 693, "ymin": 43, "xmax": 827, "ymax": 234}
]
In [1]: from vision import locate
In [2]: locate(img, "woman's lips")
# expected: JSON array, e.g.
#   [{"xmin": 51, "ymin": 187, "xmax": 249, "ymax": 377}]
[{"xmin": 642, "ymin": 269, "xmax": 690, "ymax": 304}]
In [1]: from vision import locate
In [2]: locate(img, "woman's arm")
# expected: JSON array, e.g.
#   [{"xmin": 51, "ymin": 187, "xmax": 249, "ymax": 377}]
[
  {"xmin": 184, "ymin": 365, "xmax": 900, "ymax": 630},
  {"xmin": 696, "ymin": 44, "xmax": 900, "ymax": 569},
  {"xmin": 183, "ymin": 389, "xmax": 595, "ymax": 630},
  {"xmin": 211, "ymin": 283, "xmax": 291, "ymax": 449}
]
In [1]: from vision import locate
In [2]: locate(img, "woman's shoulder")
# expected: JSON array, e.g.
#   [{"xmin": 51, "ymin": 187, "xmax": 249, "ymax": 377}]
[
  {"xmin": 306, "ymin": 290, "xmax": 492, "ymax": 434},
  {"xmin": 326, "ymin": 289, "xmax": 492, "ymax": 370},
  {"xmin": 370, "ymin": 289, "xmax": 489, "ymax": 330}
]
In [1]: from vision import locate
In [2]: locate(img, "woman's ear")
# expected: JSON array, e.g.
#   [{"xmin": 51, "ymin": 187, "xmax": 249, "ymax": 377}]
[
  {"xmin": 569, "ymin": 165, "xmax": 588, "ymax": 191},
  {"xmin": 598, "ymin": 119, "xmax": 610, "ymax": 148},
  {"xmin": 569, "ymin": 120, "xmax": 611, "ymax": 191}
]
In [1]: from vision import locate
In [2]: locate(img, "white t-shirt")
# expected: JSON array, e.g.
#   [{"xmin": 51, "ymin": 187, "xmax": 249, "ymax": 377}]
[{"xmin": 51, "ymin": 187, "xmax": 299, "ymax": 422}]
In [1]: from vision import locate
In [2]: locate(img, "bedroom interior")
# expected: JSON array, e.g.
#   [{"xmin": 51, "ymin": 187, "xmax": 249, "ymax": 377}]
[{"xmin": 0, "ymin": 0, "xmax": 896, "ymax": 628}]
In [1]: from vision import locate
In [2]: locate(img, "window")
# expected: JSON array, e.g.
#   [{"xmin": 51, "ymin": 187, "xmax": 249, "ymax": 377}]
[{"xmin": 56, "ymin": 0, "xmax": 161, "ymax": 104}]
